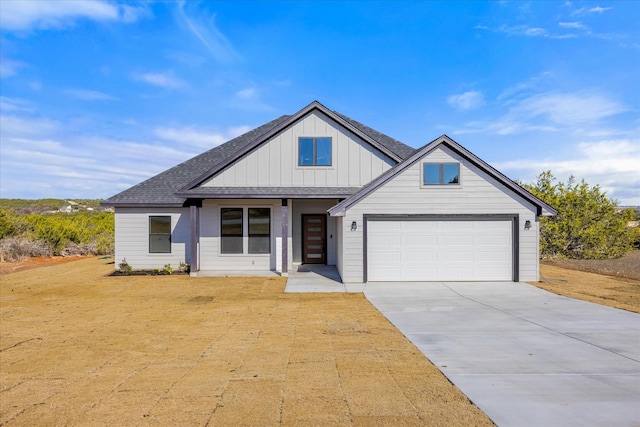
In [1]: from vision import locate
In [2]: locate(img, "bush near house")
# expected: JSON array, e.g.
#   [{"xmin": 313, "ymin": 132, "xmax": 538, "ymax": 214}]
[
  {"xmin": 520, "ymin": 171, "xmax": 635, "ymax": 259},
  {"xmin": 0, "ymin": 208, "xmax": 114, "ymax": 262}
]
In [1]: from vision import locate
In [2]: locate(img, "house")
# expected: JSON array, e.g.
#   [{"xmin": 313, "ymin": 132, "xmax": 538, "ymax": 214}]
[{"xmin": 102, "ymin": 101, "xmax": 556, "ymax": 282}]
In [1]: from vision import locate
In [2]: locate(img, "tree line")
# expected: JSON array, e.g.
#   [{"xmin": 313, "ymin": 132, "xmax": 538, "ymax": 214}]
[{"xmin": 0, "ymin": 209, "xmax": 114, "ymax": 262}]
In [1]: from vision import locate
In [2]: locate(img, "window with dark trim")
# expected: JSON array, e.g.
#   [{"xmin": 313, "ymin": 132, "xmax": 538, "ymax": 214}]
[
  {"xmin": 221, "ymin": 208, "xmax": 243, "ymax": 254},
  {"xmin": 299, "ymin": 137, "xmax": 332, "ymax": 166},
  {"xmin": 248, "ymin": 208, "xmax": 271, "ymax": 254},
  {"xmin": 149, "ymin": 216, "xmax": 171, "ymax": 253},
  {"xmin": 423, "ymin": 163, "xmax": 460, "ymax": 185}
]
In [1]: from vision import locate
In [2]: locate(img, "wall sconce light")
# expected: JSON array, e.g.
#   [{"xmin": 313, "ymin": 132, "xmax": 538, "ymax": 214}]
[
  {"xmin": 351, "ymin": 221, "xmax": 357, "ymax": 231},
  {"xmin": 524, "ymin": 220, "xmax": 532, "ymax": 230}
]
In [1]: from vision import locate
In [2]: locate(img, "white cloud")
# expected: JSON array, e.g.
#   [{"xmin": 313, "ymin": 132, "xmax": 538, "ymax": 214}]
[
  {"xmin": 495, "ymin": 139, "xmax": 640, "ymax": 205},
  {"xmin": 236, "ymin": 87, "xmax": 257, "ymax": 100},
  {"xmin": 513, "ymin": 92, "xmax": 625, "ymax": 125},
  {"xmin": 0, "ymin": 58, "xmax": 27, "ymax": 78},
  {"xmin": 155, "ymin": 125, "xmax": 251, "ymax": 149},
  {"xmin": 455, "ymin": 90, "xmax": 626, "ymax": 136},
  {"xmin": 0, "ymin": 0, "xmax": 150, "ymax": 32},
  {"xmin": 174, "ymin": 1, "xmax": 240, "ymax": 63},
  {"xmin": 572, "ymin": 6, "xmax": 611, "ymax": 15},
  {"xmin": 63, "ymin": 89, "xmax": 118, "ymax": 101},
  {"xmin": 447, "ymin": 91, "xmax": 486, "ymax": 111},
  {"xmin": 133, "ymin": 71, "xmax": 186, "ymax": 89},
  {"xmin": 559, "ymin": 21, "xmax": 587, "ymax": 30}
]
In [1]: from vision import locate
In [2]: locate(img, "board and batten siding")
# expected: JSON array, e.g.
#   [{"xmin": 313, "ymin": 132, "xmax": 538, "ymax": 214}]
[
  {"xmin": 338, "ymin": 146, "xmax": 540, "ymax": 283},
  {"xmin": 198, "ymin": 199, "xmax": 289, "ymax": 272},
  {"xmin": 201, "ymin": 111, "xmax": 396, "ymax": 188},
  {"xmin": 114, "ymin": 207, "xmax": 190, "ymax": 270}
]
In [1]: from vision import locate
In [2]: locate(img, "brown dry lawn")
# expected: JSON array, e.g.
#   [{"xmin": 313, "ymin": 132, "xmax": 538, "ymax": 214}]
[
  {"xmin": 535, "ymin": 264, "xmax": 640, "ymax": 314},
  {"xmin": 1, "ymin": 258, "xmax": 493, "ymax": 426}
]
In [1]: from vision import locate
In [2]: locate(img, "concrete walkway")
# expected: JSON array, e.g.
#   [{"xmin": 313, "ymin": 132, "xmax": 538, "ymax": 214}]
[
  {"xmin": 285, "ymin": 264, "xmax": 365, "ymax": 293},
  {"xmin": 364, "ymin": 281, "xmax": 640, "ymax": 427}
]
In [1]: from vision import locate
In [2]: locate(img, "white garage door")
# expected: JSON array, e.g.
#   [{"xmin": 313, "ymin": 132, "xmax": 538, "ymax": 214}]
[{"xmin": 367, "ymin": 220, "xmax": 513, "ymax": 281}]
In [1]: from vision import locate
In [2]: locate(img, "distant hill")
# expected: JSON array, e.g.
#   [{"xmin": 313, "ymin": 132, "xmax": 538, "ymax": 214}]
[{"xmin": 0, "ymin": 199, "xmax": 110, "ymax": 215}]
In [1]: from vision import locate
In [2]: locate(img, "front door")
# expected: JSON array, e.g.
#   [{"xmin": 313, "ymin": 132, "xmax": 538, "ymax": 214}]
[{"xmin": 302, "ymin": 214, "xmax": 326, "ymax": 264}]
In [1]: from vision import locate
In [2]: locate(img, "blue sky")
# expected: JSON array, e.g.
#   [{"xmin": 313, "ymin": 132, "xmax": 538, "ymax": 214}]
[{"xmin": 1, "ymin": 0, "xmax": 638, "ymax": 205}]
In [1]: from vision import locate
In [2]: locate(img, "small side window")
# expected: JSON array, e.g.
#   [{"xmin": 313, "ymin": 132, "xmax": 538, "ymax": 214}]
[
  {"xmin": 149, "ymin": 216, "xmax": 171, "ymax": 253},
  {"xmin": 423, "ymin": 163, "xmax": 460, "ymax": 185}
]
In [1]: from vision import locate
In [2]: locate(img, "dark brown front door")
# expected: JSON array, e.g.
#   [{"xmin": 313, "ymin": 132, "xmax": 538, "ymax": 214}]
[{"xmin": 302, "ymin": 214, "xmax": 326, "ymax": 264}]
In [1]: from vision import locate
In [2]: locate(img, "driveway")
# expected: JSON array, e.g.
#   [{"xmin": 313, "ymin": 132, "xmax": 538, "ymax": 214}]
[{"xmin": 364, "ymin": 281, "xmax": 640, "ymax": 427}]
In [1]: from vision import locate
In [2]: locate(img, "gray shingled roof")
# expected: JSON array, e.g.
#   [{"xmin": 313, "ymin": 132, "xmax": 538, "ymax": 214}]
[{"xmin": 102, "ymin": 102, "xmax": 415, "ymax": 207}]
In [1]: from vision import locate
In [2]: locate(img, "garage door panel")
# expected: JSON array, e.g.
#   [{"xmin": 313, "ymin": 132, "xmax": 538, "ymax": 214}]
[{"xmin": 367, "ymin": 219, "xmax": 513, "ymax": 281}]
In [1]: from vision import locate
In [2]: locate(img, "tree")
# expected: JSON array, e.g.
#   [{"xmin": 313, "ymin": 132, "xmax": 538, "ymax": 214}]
[{"xmin": 520, "ymin": 171, "xmax": 634, "ymax": 259}]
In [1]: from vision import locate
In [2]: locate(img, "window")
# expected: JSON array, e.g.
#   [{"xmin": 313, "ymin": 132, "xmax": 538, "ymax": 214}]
[
  {"xmin": 299, "ymin": 137, "xmax": 331, "ymax": 166},
  {"xmin": 149, "ymin": 216, "xmax": 171, "ymax": 253},
  {"xmin": 423, "ymin": 163, "xmax": 460, "ymax": 185},
  {"xmin": 221, "ymin": 208, "xmax": 243, "ymax": 254},
  {"xmin": 248, "ymin": 208, "xmax": 270, "ymax": 254},
  {"xmin": 221, "ymin": 207, "xmax": 271, "ymax": 255}
]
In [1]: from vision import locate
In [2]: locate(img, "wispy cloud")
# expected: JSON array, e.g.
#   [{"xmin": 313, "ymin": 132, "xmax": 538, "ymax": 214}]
[
  {"xmin": 155, "ymin": 125, "xmax": 250, "ymax": 149},
  {"xmin": 559, "ymin": 21, "xmax": 587, "ymax": 30},
  {"xmin": 0, "ymin": 58, "xmax": 27, "ymax": 78},
  {"xmin": 477, "ymin": 24, "xmax": 577, "ymax": 39},
  {"xmin": 447, "ymin": 91, "xmax": 486, "ymax": 111},
  {"xmin": 133, "ymin": 71, "xmax": 186, "ymax": 89},
  {"xmin": 63, "ymin": 89, "xmax": 118, "ymax": 101},
  {"xmin": 0, "ymin": 0, "xmax": 151, "ymax": 32},
  {"xmin": 495, "ymin": 139, "xmax": 640, "ymax": 205},
  {"xmin": 572, "ymin": 6, "xmax": 611, "ymax": 16},
  {"xmin": 236, "ymin": 87, "xmax": 257, "ymax": 100},
  {"xmin": 174, "ymin": 1, "xmax": 240, "ymax": 63},
  {"xmin": 455, "ymin": 90, "xmax": 626, "ymax": 136}
]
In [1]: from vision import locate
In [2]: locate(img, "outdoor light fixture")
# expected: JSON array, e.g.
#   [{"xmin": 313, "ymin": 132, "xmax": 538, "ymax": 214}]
[
  {"xmin": 351, "ymin": 221, "xmax": 357, "ymax": 231},
  {"xmin": 525, "ymin": 220, "xmax": 532, "ymax": 230}
]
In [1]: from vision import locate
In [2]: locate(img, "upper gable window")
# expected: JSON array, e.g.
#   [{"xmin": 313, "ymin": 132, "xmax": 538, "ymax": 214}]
[
  {"xmin": 423, "ymin": 163, "xmax": 460, "ymax": 185},
  {"xmin": 299, "ymin": 137, "xmax": 332, "ymax": 166}
]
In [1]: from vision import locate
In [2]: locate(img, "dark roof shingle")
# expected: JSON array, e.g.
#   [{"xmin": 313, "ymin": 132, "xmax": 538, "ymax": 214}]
[{"xmin": 102, "ymin": 102, "xmax": 414, "ymax": 207}]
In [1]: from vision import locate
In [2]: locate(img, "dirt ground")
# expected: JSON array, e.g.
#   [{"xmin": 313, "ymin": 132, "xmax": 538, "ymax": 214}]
[
  {"xmin": 542, "ymin": 250, "xmax": 640, "ymax": 281},
  {"xmin": 534, "ymin": 263, "xmax": 640, "ymax": 314},
  {"xmin": 0, "ymin": 258, "xmax": 493, "ymax": 426}
]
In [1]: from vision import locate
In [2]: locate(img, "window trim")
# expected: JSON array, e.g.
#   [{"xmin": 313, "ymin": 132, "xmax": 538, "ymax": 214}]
[
  {"xmin": 219, "ymin": 207, "xmax": 272, "ymax": 256},
  {"xmin": 421, "ymin": 162, "xmax": 461, "ymax": 186},
  {"xmin": 149, "ymin": 216, "xmax": 171, "ymax": 253},
  {"xmin": 298, "ymin": 137, "xmax": 332, "ymax": 167}
]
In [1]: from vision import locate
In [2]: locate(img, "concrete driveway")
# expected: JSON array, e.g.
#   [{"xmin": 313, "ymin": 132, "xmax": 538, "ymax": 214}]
[{"xmin": 364, "ymin": 282, "xmax": 640, "ymax": 427}]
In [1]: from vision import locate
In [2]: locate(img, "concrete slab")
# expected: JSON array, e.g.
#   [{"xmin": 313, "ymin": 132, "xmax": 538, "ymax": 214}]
[
  {"xmin": 365, "ymin": 281, "xmax": 640, "ymax": 427},
  {"xmin": 285, "ymin": 264, "xmax": 348, "ymax": 293}
]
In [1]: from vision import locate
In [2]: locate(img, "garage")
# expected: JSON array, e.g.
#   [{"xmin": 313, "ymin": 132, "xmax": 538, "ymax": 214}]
[{"xmin": 366, "ymin": 216, "xmax": 516, "ymax": 282}]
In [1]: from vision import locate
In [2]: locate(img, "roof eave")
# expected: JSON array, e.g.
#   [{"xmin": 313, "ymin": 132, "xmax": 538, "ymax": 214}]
[{"xmin": 179, "ymin": 101, "xmax": 405, "ymax": 193}]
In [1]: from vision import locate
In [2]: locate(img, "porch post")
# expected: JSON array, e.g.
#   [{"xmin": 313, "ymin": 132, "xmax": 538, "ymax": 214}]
[
  {"xmin": 189, "ymin": 203, "xmax": 199, "ymax": 274},
  {"xmin": 281, "ymin": 199, "xmax": 288, "ymax": 274}
]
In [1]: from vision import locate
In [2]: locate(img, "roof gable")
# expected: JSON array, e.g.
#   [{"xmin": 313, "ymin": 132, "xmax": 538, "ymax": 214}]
[
  {"xmin": 328, "ymin": 135, "xmax": 557, "ymax": 217},
  {"xmin": 179, "ymin": 101, "xmax": 413, "ymax": 192},
  {"xmin": 102, "ymin": 101, "xmax": 415, "ymax": 207}
]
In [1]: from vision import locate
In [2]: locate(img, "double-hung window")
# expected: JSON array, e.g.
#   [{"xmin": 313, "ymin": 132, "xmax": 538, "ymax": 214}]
[
  {"xmin": 299, "ymin": 137, "xmax": 331, "ymax": 166},
  {"xmin": 149, "ymin": 216, "xmax": 171, "ymax": 253},
  {"xmin": 423, "ymin": 163, "xmax": 460, "ymax": 185},
  {"xmin": 221, "ymin": 208, "xmax": 271, "ymax": 254}
]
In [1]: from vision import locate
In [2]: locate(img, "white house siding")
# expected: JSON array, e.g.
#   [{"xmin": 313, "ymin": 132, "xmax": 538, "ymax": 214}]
[
  {"xmin": 199, "ymin": 199, "xmax": 286, "ymax": 272},
  {"xmin": 291, "ymin": 199, "xmax": 339, "ymax": 265},
  {"xmin": 338, "ymin": 146, "xmax": 540, "ymax": 283},
  {"xmin": 114, "ymin": 207, "xmax": 190, "ymax": 270},
  {"xmin": 201, "ymin": 111, "xmax": 396, "ymax": 188}
]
